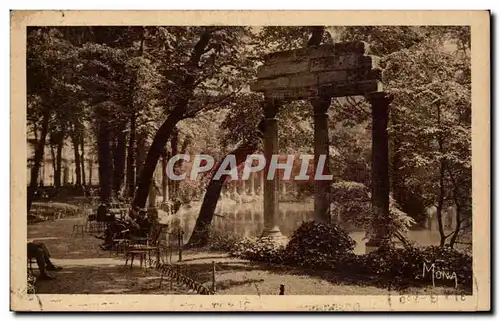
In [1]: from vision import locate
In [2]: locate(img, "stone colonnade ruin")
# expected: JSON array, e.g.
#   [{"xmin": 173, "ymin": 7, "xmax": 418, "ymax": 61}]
[{"xmin": 250, "ymin": 41, "xmax": 392, "ymax": 250}]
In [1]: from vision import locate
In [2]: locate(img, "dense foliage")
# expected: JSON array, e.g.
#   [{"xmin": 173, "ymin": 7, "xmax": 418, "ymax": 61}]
[
  {"xmin": 204, "ymin": 226, "xmax": 243, "ymax": 252},
  {"xmin": 284, "ymin": 221, "xmax": 355, "ymax": 269},
  {"xmin": 356, "ymin": 244, "xmax": 472, "ymax": 289},
  {"xmin": 223, "ymin": 221, "xmax": 472, "ymax": 290},
  {"xmin": 27, "ymin": 26, "xmax": 471, "ymax": 249},
  {"xmin": 232, "ymin": 237, "xmax": 287, "ymax": 263}
]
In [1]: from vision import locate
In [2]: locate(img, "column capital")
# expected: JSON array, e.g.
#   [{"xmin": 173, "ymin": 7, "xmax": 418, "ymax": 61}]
[
  {"xmin": 365, "ymin": 92, "xmax": 393, "ymax": 106},
  {"xmin": 263, "ymin": 97, "xmax": 282, "ymax": 118},
  {"xmin": 310, "ymin": 96, "xmax": 331, "ymax": 115}
]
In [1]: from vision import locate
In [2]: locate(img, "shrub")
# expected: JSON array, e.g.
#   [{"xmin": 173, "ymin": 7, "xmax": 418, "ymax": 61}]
[
  {"xmin": 284, "ymin": 221, "xmax": 356, "ymax": 270},
  {"xmin": 359, "ymin": 244, "xmax": 472, "ymax": 289},
  {"xmin": 231, "ymin": 237, "xmax": 287, "ymax": 264},
  {"xmin": 27, "ymin": 270, "xmax": 36, "ymax": 294},
  {"xmin": 360, "ymin": 243, "xmax": 425, "ymax": 287},
  {"xmin": 206, "ymin": 227, "xmax": 243, "ymax": 252},
  {"xmin": 30, "ymin": 202, "xmax": 81, "ymax": 221},
  {"xmin": 330, "ymin": 181, "xmax": 416, "ymax": 241},
  {"xmin": 203, "ymin": 221, "xmax": 472, "ymax": 291},
  {"xmin": 421, "ymin": 245, "xmax": 472, "ymax": 288}
]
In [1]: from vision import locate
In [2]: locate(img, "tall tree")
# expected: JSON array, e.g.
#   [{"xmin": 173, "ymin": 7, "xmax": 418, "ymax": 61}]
[
  {"xmin": 27, "ymin": 27, "xmax": 78, "ymax": 210},
  {"xmin": 381, "ymin": 27, "xmax": 471, "ymax": 246},
  {"xmin": 131, "ymin": 26, "xmax": 253, "ymax": 209},
  {"xmin": 78, "ymin": 26, "xmax": 143, "ymax": 201},
  {"xmin": 80, "ymin": 134, "xmax": 86, "ymax": 185},
  {"xmin": 188, "ymin": 26, "xmax": 327, "ymax": 245}
]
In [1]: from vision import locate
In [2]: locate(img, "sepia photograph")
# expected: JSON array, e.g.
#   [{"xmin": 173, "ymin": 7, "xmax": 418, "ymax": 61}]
[{"xmin": 10, "ymin": 10, "xmax": 490, "ymax": 311}]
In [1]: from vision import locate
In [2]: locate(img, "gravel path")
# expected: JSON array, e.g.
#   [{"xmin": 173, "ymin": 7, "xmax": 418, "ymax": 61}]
[{"xmin": 28, "ymin": 216, "xmax": 191, "ymax": 294}]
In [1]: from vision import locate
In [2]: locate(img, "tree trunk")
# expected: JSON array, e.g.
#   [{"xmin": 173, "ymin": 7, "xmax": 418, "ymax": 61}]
[
  {"xmin": 447, "ymin": 167, "xmax": 464, "ymax": 248},
  {"xmin": 135, "ymin": 132, "xmax": 148, "ymax": 187},
  {"xmin": 180, "ymin": 135, "xmax": 192, "ymax": 155},
  {"xmin": 132, "ymin": 109, "xmax": 185, "ymax": 209},
  {"xmin": 72, "ymin": 135, "xmax": 82, "ymax": 186},
  {"xmin": 448, "ymin": 200, "xmax": 462, "ymax": 248},
  {"xmin": 390, "ymin": 109, "xmax": 405, "ymax": 208},
  {"xmin": 113, "ymin": 128, "xmax": 127, "ymax": 197},
  {"xmin": 436, "ymin": 159, "xmax": 446, "ymax": 247},
  {"xmin": 162, "ymin": 149, "xmax": 169, "ymax": 203},
  {"xmin": 125, "ymin": 29, "xmax": 142, "ymax": 198},
  {"xmin": 131, "ymin": 28, "xmax": 213, "ymax": 209},
  {"xmin": 178, "ymin": 135, "xmax": 192, "ymax": 169},
  {"xmin": 27, "ymin": 108, "xmax": 50, "ymax": 212},
  {"xmin": 436, "ymin": 103, "xmax": 447, "ymax": 247},
  {"xmin": 170, "ymin": 128, "xmax": 179, "ymax": 197},
  {"xmin": 188, "ymin": 136, "xmax": 261, "ymax": 246},
  {"xmin": 80, "ymin": 135, "xmax": 86, "ymax": 186},
  {"xmin": 97, "ymin": 120, "xmax": 113, "ymax": 203},
  {"xmin": 88, "ymin": 160, "xmax": 93, "ymax": 186},
  {"xmin": 126, "ymin": 112, "xmax": 136, "ymax": 198},
  {"xmin": 33, "ymin": 123, "xmax": 38, "ymax": 145},
  {"xmin": 50, "ymin": 143, "xmax": 56, "ymax": 185},
  {"xmin": 54, "ymin": 136, "xmax": 63, "ymax": 189}
]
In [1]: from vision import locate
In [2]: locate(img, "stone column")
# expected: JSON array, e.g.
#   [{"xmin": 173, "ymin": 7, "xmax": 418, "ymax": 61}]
[
  {"xmin": 250, "ymin": 172, "xmax": 256, "ymax": 196},
  {"xmin": 162, "ymin": 153, "xmax": 169, "ymax": 204},
  {"xmin": 241, "ymin": 178, "xmax": 247, "ymax": 196},
  {"xmin": 259, "ymin": 170, "xmax": 264, "ymax": 195},
  {"xmin": 41, "ymin": 161, "xmax": 46, "ymax": 186},
  {"xmin": 281, "ymin": 181, "xmax": 287, "ymax": 198},
  {"xmin": 261, "ymin": 98, "xmax": 283, "ymax": 238},
  {"xmin": 63, "ymin": 165, "xmax": 69, "ymax": 185},
  {"xmin": 148, "ymin": 178, "xmax": 157, "ymax": 209},
  {"xmin": 311, "ymin": 96, "xmax": 332, "ymax": 223},
  {"xmin": 365, "ymin": 93, "xmax": 391, "ymax": 253}
]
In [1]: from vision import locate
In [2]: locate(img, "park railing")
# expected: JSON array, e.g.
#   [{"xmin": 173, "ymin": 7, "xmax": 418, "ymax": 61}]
[{"xmin": 138, "ymin": 227, "xmax": 218, "ymax": 295}]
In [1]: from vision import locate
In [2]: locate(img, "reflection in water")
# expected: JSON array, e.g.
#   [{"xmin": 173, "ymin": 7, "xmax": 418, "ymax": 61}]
[{"xmin": 161, "ymin": 201, "xmax": 469, "ymax": 254}]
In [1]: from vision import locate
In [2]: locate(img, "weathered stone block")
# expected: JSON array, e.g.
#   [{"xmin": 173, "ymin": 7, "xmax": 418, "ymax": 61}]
[
  {"xmin": 264, "ymin": 87, "xmax": 316, "ymax": 101},
  {"xmin": 316, "ymin": 70, "xmax": 348, "ymax": 84},
  {"xmin": 257, "ymin": 60, "xmax": 310, "ymax": 79},
  {"xmin": 251, "ymin": 42, "xmax": 382, "ymax": 100},
  {"xmin": 327, "ymin": 80, "xmax": 383, "ymax": 97},
  {"xmin": 344, "ymin": 68, "xmax": 382, "ymax": 82},
  {"xmin": 310, "ymin": 54, "xmax": 364, "ymax": 72},
  {"xmin": 288, "ymin": 73, "xmax": 317, "ymax": 88},
  {"xmin": 263, "ymin": 42, "xmax": 367, "ymax": 64},
  {"xmin": 250, "ymin": 76, "xmax": 290, "ymax": 92}
]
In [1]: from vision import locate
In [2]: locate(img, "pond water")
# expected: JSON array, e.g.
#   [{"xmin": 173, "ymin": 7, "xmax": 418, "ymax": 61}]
[{"xmin": 160, "ymin": 200, "xmax": 469, "ymax": 254}]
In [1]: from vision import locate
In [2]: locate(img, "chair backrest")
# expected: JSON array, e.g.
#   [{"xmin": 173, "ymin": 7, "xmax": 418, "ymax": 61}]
[{"xmin": 149, "ymin": 223, "xmax": 168, "ymax": 246}]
